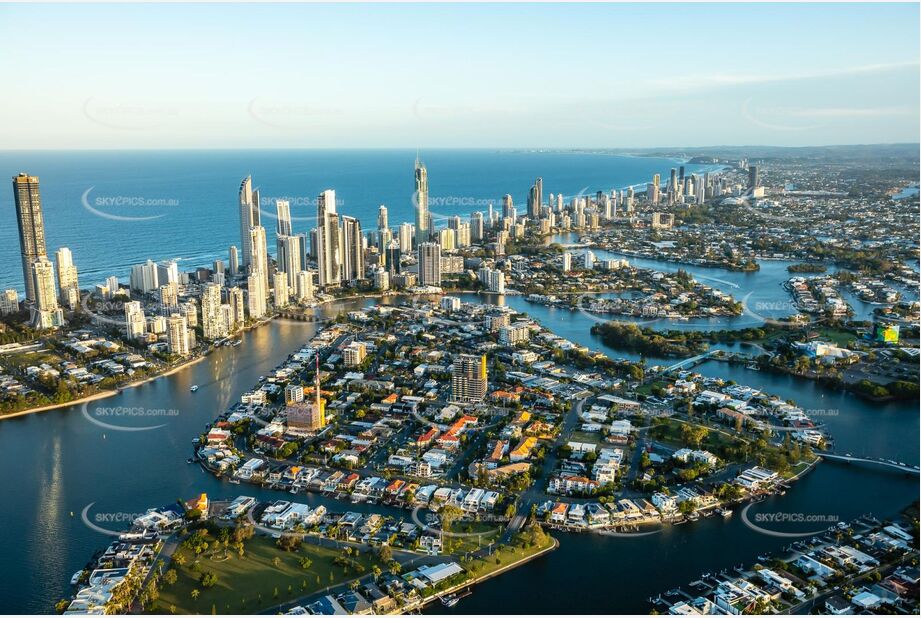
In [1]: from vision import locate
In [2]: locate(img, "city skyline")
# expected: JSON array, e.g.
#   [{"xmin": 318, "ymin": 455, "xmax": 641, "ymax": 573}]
[
  {"xmin": 0, "ymin": 3, "xmax": 918, "ymax": 149},
  {"xmin": 0, "ymin": 3, "xmax": 918, "ymax": 615}
]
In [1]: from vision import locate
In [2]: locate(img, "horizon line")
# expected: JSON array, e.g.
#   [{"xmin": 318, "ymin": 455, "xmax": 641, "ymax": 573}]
[{"xmin": 0, "ymin": 142, "xmax": 918, "ymax": 153}]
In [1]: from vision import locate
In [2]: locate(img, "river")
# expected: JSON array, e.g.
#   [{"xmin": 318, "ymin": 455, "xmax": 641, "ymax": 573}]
[{"xmin": 0, "ymin": 264, "xmax": 917, "ymax": 613}]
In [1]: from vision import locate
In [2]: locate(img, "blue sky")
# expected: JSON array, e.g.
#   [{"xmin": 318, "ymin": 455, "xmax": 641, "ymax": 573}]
[{"xmin": 1, "ymin": 3, "xmax": 918, "ymax": 148}]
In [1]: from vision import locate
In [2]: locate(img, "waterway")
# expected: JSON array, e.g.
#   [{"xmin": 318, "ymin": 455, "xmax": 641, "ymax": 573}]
[{"xmin": 0, "ymin": 268, "xmax": 917, "ymax": 613}]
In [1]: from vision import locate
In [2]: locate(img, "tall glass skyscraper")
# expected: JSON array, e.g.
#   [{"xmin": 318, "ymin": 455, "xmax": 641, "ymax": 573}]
[
  {"xmin": 414, "ymin": 158, "xmax": 429, "ymax": 246},
  {"xmin": 12, "ymin": 173, "xmax": 47, "ymax": 303}
]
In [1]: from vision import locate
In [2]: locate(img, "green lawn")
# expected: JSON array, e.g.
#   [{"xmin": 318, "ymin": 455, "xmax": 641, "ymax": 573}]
[
  {"xmin": 2, "ymin": 349, "xmax": 64, "ymax": 370},
  {"xmin": 569, "ymin": 430, "xmax": 605, "ymax": 445},
  {"xmin": 460, "ymin": 532, "xmax": 555, "ymax": 581},
  {"xmin": 154, "ymin": 535, "xmax": 376, "ymax": 615},
  {"xmin": 634, "ymin": 380, "xmax": 667, "ymax": 396},
  {"xmin": 443, "ymin": 521, "xmax": 502, "ymax": 556},
  {"xmin": 649, "ymin": 417, "xmax": 742, "ymax": 452},
  {"xmin": 813, "ymin": 326, "xmax": 858, "ymax": 347}
]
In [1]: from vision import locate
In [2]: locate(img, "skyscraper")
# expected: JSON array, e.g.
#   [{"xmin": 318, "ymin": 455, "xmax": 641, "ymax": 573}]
[
  {"xmin": 451, "ymin": 354, "xmax": 488, "ymax": 403},
  {"xmin": 470, "ymin": 211, "xmax": 484, "ymax": 242},
  {"xmin": 417, "ymin": 242, "xmax": 441, "ymax": 287},
  {"xmin": 273, "ymin": 271, "xmax": 290, "ymax": 307},
  {"xmin": 749, "ymin": 165, "xmax": 760, "ymax": 190},
  {"xmin": 502, "ymin": 194, "xmax": 515, "ymax": 221},
  {"xmin": 200, "ymin": 282, "xmax": 227, "ymax": 340},
  {"xmin": 414, "ymin": 158, "xmax": 429, "ymax": 245},
  {"xmin": 130, "ymin": 260, "xmax": 160, "ymax": 294},
  {"xmin": 30, "ymin": 257, "xmax": 64, "ymax": 329},
  {"xmin": 399, "ymin": 222, "xmax": 414, "ymax": 254},
  {"xmin": 249, "ymin": 225, "xmax": 269, "ymax": 300},
  {"xmin": 276, "ymin": 199, "xmax": 292, "ymax": 236},
  {"xmin": 295, "ymin": 270, "xmax": 315, "ymax": 301},
  {"xmin": 385, "ymin": 241, "xmax": 401, "ymax": 276},
  {"xmin": 527, "ymin": 177, "xmax": 543, "ymax": 219},
  {"xmin": 167, "ymin": 313, "xmax": 191, "ymax": 357},
  {"xmin": 54, "ymin": 247, "xmax": 80, "ymax": 310},
  {"xmin": 377, "ymin": 204, "xmax": 388, "ymax": 231},
  {"xmin": 238, "ymin": 176, "xmax": 261, "ymax": 270},
  {"xmin": 227, "ymin": 286, "xmax": 245, "ymax": 327},
  {"xmin": 246, "ymin": 273, "xmax": 266, "ymax": 319},
  {"xmin": 316, "ymin": 189, "xmax": 342, "ymax": 288},
  {"xmin": 12, "ymin": 173, "xmax": 47, "ymax": 303},
  {"xmin": 123, "ymin": 300, "xmax": 146, "ymax": 340},
  {"xmin": 228, "ymin": 245, "xmax": 239, "ymax": 276},
  {"xmin": 340, "ymin": 215, "xmax": 364, "ymax": 285},
  {"xmin": 277, "ymin": 234, "xmax": 303, "ymax": 288}
]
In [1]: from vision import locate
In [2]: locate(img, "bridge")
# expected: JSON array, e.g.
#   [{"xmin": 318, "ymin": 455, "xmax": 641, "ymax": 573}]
[
  {"xmin": 817, "ymin": 452, "xmax": 920, "ymax": 474},
  {"xmin": 276, "ymin": 312, "xmax": 331, "ymax": 323},
  {"xmin": 659, "ymin": 351, "xmax": 716, "ymax": 375}
]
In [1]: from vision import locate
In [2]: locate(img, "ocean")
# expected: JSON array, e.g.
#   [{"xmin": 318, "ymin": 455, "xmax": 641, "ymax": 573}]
[{"xmin": 0, "ymin": 149, "xmax": 718, "ymax": 293}]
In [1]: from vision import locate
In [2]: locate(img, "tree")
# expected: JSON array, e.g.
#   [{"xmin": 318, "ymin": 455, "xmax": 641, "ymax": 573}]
[
  {"xmin": 439, "ymin": 505, "xmax": 463, "ymax": 536},
  {"xmin": 163, "ymin": 569, "xmax": 178, "ymax": 586},
  {"xmin": 200, "ymin": 571, "xmax": 218, "ymax": 588},
  {"xmin": 191, "ymin": 589, "xmax": 200, "ymax": 601},
  {"xmin": 681, "ymin": 424, "xmax": 708, "ymax": 449}
]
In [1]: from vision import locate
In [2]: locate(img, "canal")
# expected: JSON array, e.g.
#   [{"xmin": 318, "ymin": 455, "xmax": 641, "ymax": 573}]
[{"xmin": 0, "ymin": 262, "xmax": 916, "ymax": 613}]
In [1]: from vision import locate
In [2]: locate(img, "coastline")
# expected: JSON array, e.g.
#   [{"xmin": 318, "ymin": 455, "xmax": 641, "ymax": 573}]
[
  {"xmin": 0, "ymin": 295, "xmax": 390, "ymax": 423},
  {"xmin": 0, "ymin": 352, "xmax": 210, "ymax": 421}
]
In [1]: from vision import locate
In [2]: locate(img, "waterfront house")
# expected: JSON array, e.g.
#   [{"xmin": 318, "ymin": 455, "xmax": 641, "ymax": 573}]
[
  {"xmin": 414, "ymin": 562, "xmax": 464, "ymax": 587},
  {"xmin": 651, "ymin": 492, "xmax": 677, "ymax": 513}
]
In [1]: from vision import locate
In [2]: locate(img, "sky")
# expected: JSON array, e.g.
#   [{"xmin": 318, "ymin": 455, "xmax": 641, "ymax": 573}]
[{"xmin": 0, "ymin": 3, "xmax": 918, "ymax": 149}]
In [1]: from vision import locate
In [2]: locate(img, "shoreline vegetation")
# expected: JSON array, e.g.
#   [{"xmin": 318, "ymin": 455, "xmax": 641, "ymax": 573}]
[
  {"xmin": 0, "ymin": 352, "xmax": 211, "ymax": 421},
  {"xmin": 0, "ymin": 312, "xmax": 284, "ymax": 421}
]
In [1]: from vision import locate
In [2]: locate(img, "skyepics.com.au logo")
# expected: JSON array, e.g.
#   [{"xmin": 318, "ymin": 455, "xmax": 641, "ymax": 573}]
[
  {"xmin": 407, "ymin": 505, "xmax": 502, "ymax": 541},
  {"xmin": 79, "ymin": 293, "xmax": 131, "ymax": 328},
  {"xmin": 247, "ymin": 98, "xmax": 343, "ymax": 130},
  {"xmin": 81, "ymin": 402, "xmax": 179, "ymax": 432},
  {"xmin": 740, "ymin": 292, "xmax": 823, "ymax": 328},
  {"xmin": 740, "ymin": 503, "xmax": 839, "ymax": 538},
  {"xmin": 81, "ymin": 187, "xmax": 179, "ymax": 222},
  {"xmin": 570, "ymin": 270, "xmax": 741, "ymax": 329},
  {"xmin": 81, "ymin": 503, "xmax": 147, "ymax": 537},
  {"xmin": 83, "ymin": 98, "xmax": 181, "ymax": 131}
]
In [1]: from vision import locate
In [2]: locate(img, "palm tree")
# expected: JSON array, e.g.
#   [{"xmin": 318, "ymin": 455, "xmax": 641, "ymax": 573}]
[{"xmin": 191, "ymin": 589, "xmax": 200, "ymax": 601}]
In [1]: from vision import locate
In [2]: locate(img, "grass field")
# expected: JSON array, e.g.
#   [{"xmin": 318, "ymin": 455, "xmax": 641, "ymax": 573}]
[
  {"xmin": 813, "ymin": 326, "xmax": 858, "ymax": 347},
  {"xmin": 443, "ymin": 520, "xmax": 502, "ymax": 555},
  {"xmin": 460, "ymin": 531, "xmax": 555, "ymax": 581},
  {"xmin": 649, "ymin": 417, "xmax": 741, "ymax": 452},
  {"xmin": 154, "ymin": 535, "xmax": 376, "ymax": 614}
]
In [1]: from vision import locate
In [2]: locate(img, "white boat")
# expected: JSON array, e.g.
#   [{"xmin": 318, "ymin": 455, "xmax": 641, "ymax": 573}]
[
  {"xmin": 70, "ymin": 570, "xmax": 84, "ymax": 585},
  {"xmin": 190, "ymin": 385, "xmax": 199, "ymax": 392}
]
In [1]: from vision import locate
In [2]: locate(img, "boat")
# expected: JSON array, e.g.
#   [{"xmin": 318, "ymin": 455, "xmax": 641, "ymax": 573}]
[
  {"xmin": 441, "ymin": 595, "xmax": 461, "ymax": 608},
  {"xmin": 190, "ymin": 385, "xmax": 199, "ymax": 392},
  {"xmin": 232, "ymin": 340, "xmax": 242, "ymax": 347},
  {"xmin": 70, "ymin": 570, "xmax": 84, "ymax": 585}
]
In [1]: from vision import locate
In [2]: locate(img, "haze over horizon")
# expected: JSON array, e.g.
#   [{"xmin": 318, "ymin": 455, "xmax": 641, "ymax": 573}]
[{"xmin": 1, "ymin": 3, "xmax": 919, "ymax": 150}]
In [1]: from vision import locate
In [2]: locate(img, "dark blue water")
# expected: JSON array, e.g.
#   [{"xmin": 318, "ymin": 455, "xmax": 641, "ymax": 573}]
[{"xmin": 0, "ymin": 150, "xmax": 717, "ymax": 293}]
